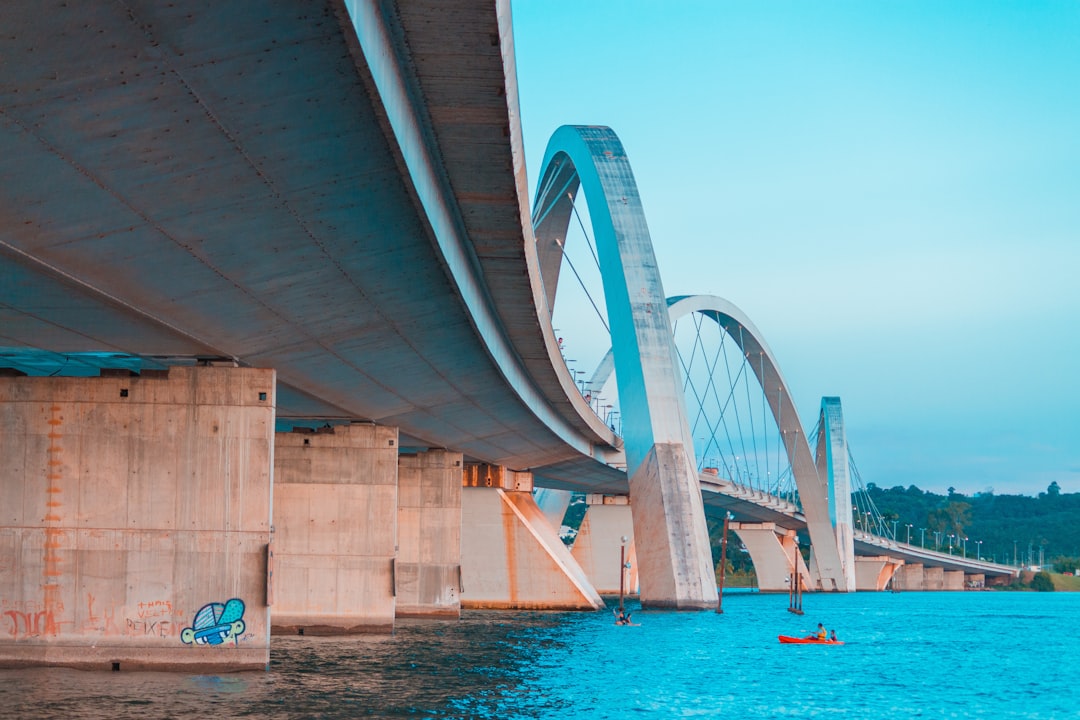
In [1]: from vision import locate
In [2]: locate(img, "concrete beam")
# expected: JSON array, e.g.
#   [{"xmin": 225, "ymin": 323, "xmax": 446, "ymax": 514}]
[
  {"xmin": 0, "ymin": 367, "xmax": 273, "ymax": 670},
  {"xmin": 854, "ymin": 556, "xmax": 904, "ymax": 591},
  {"xmin": 534, "ymin": 488, "xmax": 574, "ymax": 532},
  {"xmin": 731, "ymin": 522, "xmax": 811, "ymax": 592},
  {"xmin": 460, "ymin": 487, "xmax": 602, "ymax": 610}
]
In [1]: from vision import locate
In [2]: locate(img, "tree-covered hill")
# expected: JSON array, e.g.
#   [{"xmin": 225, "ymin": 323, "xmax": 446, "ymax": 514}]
[
  {"xmin": 707, "ymin": 481, "xmax": 1080, "ymax": 575},
  {"xmin": 862, "ymin": 481, "xmax": 1080, "ymax": 567}
]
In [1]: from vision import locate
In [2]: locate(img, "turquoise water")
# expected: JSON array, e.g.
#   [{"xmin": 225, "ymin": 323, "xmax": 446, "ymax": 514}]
[{"xmin": 2, "ymin": 591, "xmax": 1077, "ymax": 718}]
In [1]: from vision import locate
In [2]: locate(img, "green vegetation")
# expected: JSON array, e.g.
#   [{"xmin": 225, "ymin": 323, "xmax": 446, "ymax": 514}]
[
  {"xmin": 705, "ymin": 482, "xmax": 1080, "ymax": 591},
  {"xmin": 1029, "ymin": 571, "xmax": 1055, "ymax": 592},
  {"xmin": 861, "ymin": 482, "xmax": 1080, "ymax": 566},
  {"xmin": 1051, "ymin": 573, "xmax": 1080, "ymax": 591}
]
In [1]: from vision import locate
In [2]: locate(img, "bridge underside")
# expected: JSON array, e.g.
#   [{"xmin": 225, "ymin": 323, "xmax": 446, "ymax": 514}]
[
  {"xmin": 0, "ymin": 0, "xmax": 617, "ymax": 475},
  {"xmin": 0, "ymin": 0, "xmax": 1015, "ymax": 611}
]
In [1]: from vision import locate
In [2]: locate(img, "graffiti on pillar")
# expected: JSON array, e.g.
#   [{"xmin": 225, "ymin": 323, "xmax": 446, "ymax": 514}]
[{"xmin": 180, "ymin": 598, "xmax": 246, "ymax": 646}]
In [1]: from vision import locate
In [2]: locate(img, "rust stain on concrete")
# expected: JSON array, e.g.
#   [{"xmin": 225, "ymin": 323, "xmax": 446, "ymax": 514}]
[{"xmin": 501, "ymin": 493, "xmax": 518, "ymax": 603}]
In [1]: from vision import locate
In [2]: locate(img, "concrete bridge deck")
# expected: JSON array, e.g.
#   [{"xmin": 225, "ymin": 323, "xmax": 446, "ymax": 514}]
[{"xmin": 0, "ymin": 0, "xmax": 617, "ymax": 474}]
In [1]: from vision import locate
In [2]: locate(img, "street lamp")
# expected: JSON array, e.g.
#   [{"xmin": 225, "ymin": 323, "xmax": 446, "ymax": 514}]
[
  {"xmin": 864, "ymin": 512, "xmax": 872, "ymax": 535},
  {"xmin": 920, "ymin": 527, "xmax": 926, "ymax": 548},
  {"xmin": 618, "ymin": 535, "xmax": 629, "ymax": 614},
  {"xmin": 948, "ymin": 534, "xmax": 955, "ymax": 554},
  {"xmin": 906, "ymin": 524, "xmax": 913, "ymax": 545},
  {"xmin": 975, "ymin": 540, "xmax": 982, "ymax": 561},
  {"xmin": 891, "ymin": 520, "xmax": 898, "ymax": 539},
  {"xmin": 934, "ymin": 531, "xmax": 942, "ymax": 550},
  {"xmin": 962, "ymin": 537, "xmax": 967, "ymax": 558}
]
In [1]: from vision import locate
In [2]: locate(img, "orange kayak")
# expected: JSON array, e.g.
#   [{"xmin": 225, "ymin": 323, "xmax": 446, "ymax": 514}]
[{"xmin": 778, "ymin": 635, "xmax": 844, "ymax": 645}]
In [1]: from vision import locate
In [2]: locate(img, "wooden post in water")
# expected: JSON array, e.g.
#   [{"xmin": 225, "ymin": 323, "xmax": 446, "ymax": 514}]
[
  {"xmin": 788, "ymin": 540, "xmax": 804, "ymax": 615},
  {"xmin": 716, "ymin": 513, "xmax": 730, "ymax": 614}
]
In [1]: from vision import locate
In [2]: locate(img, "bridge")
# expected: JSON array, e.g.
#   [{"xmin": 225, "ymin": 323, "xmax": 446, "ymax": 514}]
[{"xmin": 0, "ymin": 0, "xmax": 1013, "ymax": 670}]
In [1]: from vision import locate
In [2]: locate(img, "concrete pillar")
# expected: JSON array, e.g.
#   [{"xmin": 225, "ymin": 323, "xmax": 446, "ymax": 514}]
[
  {"xmin": 571, "ymin": 495, "xmax": 638, "ymax": 595},
  {"xmin": 0, "ymin": 367, "xmax": 273, "ymax": 671},
  {"xmin": 854, "ymin": 556, "xmax": 904, "ymax": 591},
  {"xmin": 730, "ymin": 523, "xmax": 811, "ymax": 592},
  {"xmin": 943, "ymin": 570, "xmax": 965, "ymax": 591},
  {"xmin": 534, "ymin": 487, "xmax": 573, "ymax": 532},
  {"xmin": 628, "ymin": 444, "xmax": 718, "ymax": 608},
  {"xmin": 271, "ymin": 423, "xmax": 398, "ymax": 635},
  {"xmin": 396, "ymin": 450, "xmax": 462, "ymax": 618},
  {"xmin": 899, "ymin": 563, "xmax": 926, "ymax": 591},
  {"xmin": 460, "ymin": 465, "xmax": 602, "ymax": 609},
  {"xmin": 924, "ymin": 566, "xmax": 944, "ymax": 590}
]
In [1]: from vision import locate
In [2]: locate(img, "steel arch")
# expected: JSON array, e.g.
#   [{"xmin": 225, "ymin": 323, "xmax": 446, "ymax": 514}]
[
  {"xmin": 666, "ymin": 295, "xmax": 848, "ymax": 590},
  {"xmin": 532, "ymin": 125, "xmax": 716, "ymax": 608},
  {"xmin": 592, "ymin": 294, "xmax": 851, "ymax": 590},
  {"xmin": 816, "ymin": 397, "xmax": 856, "ymax": 591}
]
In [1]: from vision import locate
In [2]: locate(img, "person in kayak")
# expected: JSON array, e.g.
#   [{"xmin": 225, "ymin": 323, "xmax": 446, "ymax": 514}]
[
  {"xmin": 806, "ymin": 623, "xmax": 826, "ymax": 640},
  {"xmin": 829, "ymin": 630, "xmax": 839, "ymax": 642}
]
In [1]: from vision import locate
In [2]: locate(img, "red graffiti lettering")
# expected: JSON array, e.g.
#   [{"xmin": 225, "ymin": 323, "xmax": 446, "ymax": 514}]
[{"xmin": 4, "ymin": 609, "xmax": 58, "ymax": 639}]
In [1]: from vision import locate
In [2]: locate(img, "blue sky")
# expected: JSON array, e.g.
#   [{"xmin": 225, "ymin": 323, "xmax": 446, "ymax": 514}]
[{"xmin": 511, "ymin": 1, "xmax": 1080, "ymax": 496}]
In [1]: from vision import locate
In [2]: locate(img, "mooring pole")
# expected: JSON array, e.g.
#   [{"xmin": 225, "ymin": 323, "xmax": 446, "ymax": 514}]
[
  {"xmin": 618, "ymin": 535, "xmax": 627, "ymax": 613},
  {"xmin": 716, "ymin": 513, "xmax": 730, "ymax": 614}
]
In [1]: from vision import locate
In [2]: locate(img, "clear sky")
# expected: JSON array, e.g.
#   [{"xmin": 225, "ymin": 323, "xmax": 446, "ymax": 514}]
[{"xmin": 511, "ymin": 1, "xmax": 1080, "ymax": 497}]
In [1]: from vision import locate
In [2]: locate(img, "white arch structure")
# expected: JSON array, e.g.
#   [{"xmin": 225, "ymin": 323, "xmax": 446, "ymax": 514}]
[
  {"xmin": 588, "ymin": 294, "xmax": 851, "ymax": 591},
  {"xmin": 816, "ymin": 397, "xmax": 857, "ymax": 591},
  {"xmin": 532, "ymin": 126, "xmax": 716, "ymax": 608}
]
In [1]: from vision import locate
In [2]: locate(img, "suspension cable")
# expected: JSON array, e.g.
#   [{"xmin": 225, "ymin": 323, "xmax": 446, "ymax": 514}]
[
  {"xmin": 553, "ymin": 237, "xmax": 609, "ymax": 334},
  {"xmin": 566, "ymin": 192, "xmax": 604, "ymax": 275}
]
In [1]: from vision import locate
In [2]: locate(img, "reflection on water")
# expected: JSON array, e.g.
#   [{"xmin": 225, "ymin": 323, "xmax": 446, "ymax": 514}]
[{"xmin": 3, "ymin": 592, "xmax": 1079, "ymax": 719}]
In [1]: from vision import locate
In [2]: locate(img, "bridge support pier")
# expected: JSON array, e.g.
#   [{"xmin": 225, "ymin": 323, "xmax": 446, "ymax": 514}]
[
  {"xmin": 898, "ymin": 563, "xmax": 926, "ymax": 590},
  {"xmin": 534, "ymin": 488, "xmax": 574, "ymax": 534},
  {"xmin": 271, "ymin": 423, "xmax": 399, "ymax": 635},
  {"xmin": 571, "ymin": 495, "xmax": 638, "ymax": 595},
  {"xmin": 0, "ymin": 367, "xmax": 273, "ymax": 671},
  {"xmin": 943, "ymin": 570, "xmax": 965, "ymax": 591},
  {"xmin": 854, "ymin": 556, "xmax": 904, "ymax": 591},
  {"xmin": 460, "ymin": 465, "xmax": 602, "ymax": 609},
  {"xmin": 730, "ymin": 522, "xmax": 812, "ymax": 592},
  {"xmin": 396, "ymin": 450, "xmax": 463, "ymax": 618},
  {"xmin": 924, "ymin": 566, "xmax": 945, "ymax": 590},
  {"xmin": 628, "ymin": 445, "xmax": 718, "ymax": 608}
]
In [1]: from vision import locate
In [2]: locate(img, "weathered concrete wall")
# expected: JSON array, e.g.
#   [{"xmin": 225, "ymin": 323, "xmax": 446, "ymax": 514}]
[
  {"xmin": 271, "ymin": 423, "xmax": 397, "ymax": 635},
  {"xmin": 924, "ymin": 566, "xmax": 945, "ymax": 591},
  {"xmin": 571, "ymin": 496, "xmax": 637, "ymax": 595},
  {"xmin": 943, "ymin": 570, "xmax": 965, "ymax": 591},
  {"xmin": 396, "ymin": 450, "xmax": 462, "ymax": 618},
  {"xmin": 854, "ymin": 557, "xmax": 902, "ymax": 591},
  {"xmin": 898, "ymin": 563, "xmax": 925, "ymax": 590},
  {"xmin": 460, "ymin": 487, "xmax": 603, "ymax": 609},
  {"xmin": 0, "ymin": 367, "xmax": 274, "ymax": 671}
]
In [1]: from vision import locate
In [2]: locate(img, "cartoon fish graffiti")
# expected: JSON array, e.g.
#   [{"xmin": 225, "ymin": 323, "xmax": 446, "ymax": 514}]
[{"xmin": 180, "ymin": 598, "xmax": 246, "ymax": 646}]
